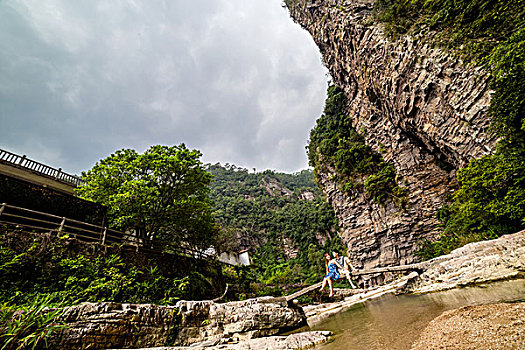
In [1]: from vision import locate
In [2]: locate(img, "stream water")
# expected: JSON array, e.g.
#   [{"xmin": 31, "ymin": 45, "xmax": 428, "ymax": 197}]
[{"xmin": 310, "ymin": 279, "xmax": 525, "ymax": 350}]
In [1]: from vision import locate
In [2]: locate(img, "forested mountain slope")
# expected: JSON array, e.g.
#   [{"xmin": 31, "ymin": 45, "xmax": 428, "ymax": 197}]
[{"xmin": 207, "ymin": 164, "xmax": 343, "ymax": 283}]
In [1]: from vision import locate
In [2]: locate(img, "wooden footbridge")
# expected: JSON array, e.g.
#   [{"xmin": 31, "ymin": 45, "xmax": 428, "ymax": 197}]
[{"xmin": 266, "ymin": 263, "xmax": 426, "ymax": 304}]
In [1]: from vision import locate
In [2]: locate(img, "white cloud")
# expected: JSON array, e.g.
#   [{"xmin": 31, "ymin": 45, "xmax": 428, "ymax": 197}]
[{"xmin": 0, "ymin": 0, "xmax": 328, "ymax": 174}]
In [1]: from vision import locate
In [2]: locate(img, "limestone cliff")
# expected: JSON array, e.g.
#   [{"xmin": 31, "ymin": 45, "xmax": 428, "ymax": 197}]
[{"xmin": 287, "ymin": 0, "xmax": 498, "ymax": 272}]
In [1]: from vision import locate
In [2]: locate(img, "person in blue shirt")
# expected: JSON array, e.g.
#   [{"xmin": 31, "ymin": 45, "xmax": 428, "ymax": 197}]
[{"xmin": 319, "ymin": 253, "xmax": 340, "ymax": 297}]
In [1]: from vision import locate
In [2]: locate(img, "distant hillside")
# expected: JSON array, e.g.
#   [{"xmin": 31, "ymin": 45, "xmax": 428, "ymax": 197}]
[{"xmin": 207, "ymin": 163, "xmax": 343, "ymax": 283}]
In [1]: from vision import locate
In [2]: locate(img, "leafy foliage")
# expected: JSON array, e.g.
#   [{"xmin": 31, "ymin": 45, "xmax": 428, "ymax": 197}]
[
  {"xmin": 0, "ymin": 229, "xmax": 221, "ymax": 307},
  {"xmin": 77, "ymin": 144, "xmax": 218, "ymax": 250},
  {"xmin": 417, "ymin": 149, "xmax": 525, "ymax": 260},
  {"xmin": 486, "ymin": 27, "xmax": 525, "ymax": 143},
  {"xmin": 374, "ymin": 0, "xmax": 525, "ymax": 258},
  {"xmin": 374, "ymin": 0, "xmax": 524, "ymax": 60},
  {"xmin": 207, "ymin": 164, "xmax": 343, "ymax": 284},
  {"xmin": 307, "ymin": 85, "xmax": 406, "ymax": 205},
  {"xmin": 1, "ymin": 159, "xmax": 343, "ymax": 311},
  {"xmin": 0, "ymin": 295, "xmax": 66, "ymax": 350}
]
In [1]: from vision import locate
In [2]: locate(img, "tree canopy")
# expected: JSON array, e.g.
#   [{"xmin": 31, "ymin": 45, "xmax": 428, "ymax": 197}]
[{"xmin": 77, "ymin": 144, "xmax": 218, "ymax": 250}]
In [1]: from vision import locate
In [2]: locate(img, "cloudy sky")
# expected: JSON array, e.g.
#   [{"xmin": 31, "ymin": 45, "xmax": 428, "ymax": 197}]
[{"xmin": 0, "ymin": 0, "xmax": 328, "ymax": 175}]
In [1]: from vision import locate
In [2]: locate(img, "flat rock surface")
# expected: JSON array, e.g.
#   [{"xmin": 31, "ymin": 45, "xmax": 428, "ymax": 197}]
[
  {"xmin": 407, "ymin": 231, "xmax": 525, "ymax": 294},
  {"xmin": 112, "ymin": 330, "xmax": 332, "ymax": 350},
  {"xmin": 411, "ymin": 302, "xmax": 525, "ymax": 349}
]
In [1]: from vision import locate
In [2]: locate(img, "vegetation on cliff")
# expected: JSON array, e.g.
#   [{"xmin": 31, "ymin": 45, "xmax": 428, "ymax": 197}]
[
  {"xmin": 208, "ymin": 163, "xmax": 343, "ymax": 284},
  {"xmin": 375, "ymin": 0, "xmax": 525, "ymax": 258},
  {"xmin": 307, "ymin": 85, "xmax": 406, "ymax": 206}
]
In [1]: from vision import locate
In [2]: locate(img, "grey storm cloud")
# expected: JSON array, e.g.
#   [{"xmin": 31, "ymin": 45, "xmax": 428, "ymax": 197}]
[{"xmin": 0, "ymin": 0, "xmax": 328, "ymax": 174}]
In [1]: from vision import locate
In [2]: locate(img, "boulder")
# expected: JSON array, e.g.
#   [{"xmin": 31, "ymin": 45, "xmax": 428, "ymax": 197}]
[{"xmin": 49, "ymin": 297, "xmax": 305, "ymax": 349}]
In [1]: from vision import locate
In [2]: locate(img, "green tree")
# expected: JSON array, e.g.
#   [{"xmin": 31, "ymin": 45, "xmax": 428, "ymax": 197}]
[{"xmin": 77, "ymin": 144, "xmax": 218, "ymax": 250}]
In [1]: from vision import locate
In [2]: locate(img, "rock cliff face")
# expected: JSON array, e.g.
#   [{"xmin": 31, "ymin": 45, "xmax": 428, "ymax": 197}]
[{"xmin": 287, "ymin": 0, "xmax": 498, "ymax": 271}]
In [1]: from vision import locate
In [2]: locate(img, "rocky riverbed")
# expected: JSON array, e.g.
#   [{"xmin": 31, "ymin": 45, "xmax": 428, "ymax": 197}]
[
  {"xmin": 411, "ymin": 302, "xmax": 525, "ymax": 350},
  {"xmin": 406, "ymin": 230, "xmax": 525, "ymax": 294},
  {"xmin": 49, "ymin": 297, "xmax": 306, "ymax": 349}
]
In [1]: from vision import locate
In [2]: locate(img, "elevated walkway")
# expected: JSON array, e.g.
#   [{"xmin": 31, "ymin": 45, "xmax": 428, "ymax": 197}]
[{"xmin": 0, "ymin": 148, "xmax": 83, "ymax": 195}]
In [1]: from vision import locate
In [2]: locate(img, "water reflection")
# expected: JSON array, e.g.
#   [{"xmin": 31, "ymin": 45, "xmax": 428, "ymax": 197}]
[{"xmin": 312, "ymin": 279, "xmax": 525, "ymax": 350}]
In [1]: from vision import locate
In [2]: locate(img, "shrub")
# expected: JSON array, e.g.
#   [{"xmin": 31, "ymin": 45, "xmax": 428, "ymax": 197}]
[
  {"xmin": 0, "ymin": 295, "xmax": 66, "ymax": 350},
  {"xmin": 308, "ymin": 85, "xmax": 406, "ymax": 206}
]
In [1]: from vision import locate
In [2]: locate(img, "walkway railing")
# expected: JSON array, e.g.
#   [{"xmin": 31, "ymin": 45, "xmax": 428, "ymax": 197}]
[
  {"xmin": 0, "ymin": 148, "xmax": 84, "ymax": 187},
  {"xmin": 0, "ymin": 203, "xmax": 214, "ymax": 260}
]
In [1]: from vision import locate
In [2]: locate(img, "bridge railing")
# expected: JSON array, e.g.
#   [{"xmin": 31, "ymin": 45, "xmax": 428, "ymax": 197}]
[
  {"xmin": 0, "ymin": 148, "xmax": 84, "ymax": 187},
  {"xmin": 0, "ymin": 203, "xmax": 214, "ymax": 260}
]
